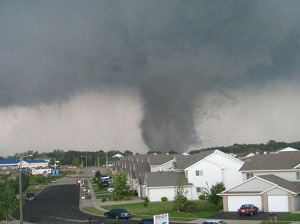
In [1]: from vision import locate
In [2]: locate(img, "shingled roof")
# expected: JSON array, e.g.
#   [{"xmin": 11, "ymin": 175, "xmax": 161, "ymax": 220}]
[
  {"xmin": 148, "ymin": 154, "xmax": 175, "ymax": 166},
  {"xmin": 239, "ymin": 151, "xmax": 300, "ymax": 171},
  {"xmin": 140, "ymin": 172, "xmax": 192, "ymax": 187},
  {"xmin": 174, "ymin": 150, "xmax": 215, "ymax": 169},
  {"xmin": 259, "ymin": 175, "xmax": 300, "ymax": 193}
]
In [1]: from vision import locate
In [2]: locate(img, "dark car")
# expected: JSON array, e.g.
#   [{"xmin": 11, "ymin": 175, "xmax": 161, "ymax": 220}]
[
  {"xmin": 138, "ymin": 219, "xmax": 154, "ymax": 224},
  {"xmin": 238, "ymin": 204, "xmax": 259, "ymax": 216},
  {"xmin": 25, "ymin": 192, "xmax": 35, "ymax": 202},
  {"xmin": 104, "ymin": 209, "xmax": 131, "ymax": 219},
  {"xmin": 202, "ymin": 221, "xmax": 228, "ymax": 224},
  {"xmin": 102, "ymin": 180, "xmax": 111, "ymax": 187}
]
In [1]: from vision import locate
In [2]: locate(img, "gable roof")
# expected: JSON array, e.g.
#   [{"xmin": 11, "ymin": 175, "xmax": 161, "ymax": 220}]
[
  {"xmin": 278, "ymin": 147, "xmax": 299, "ymax": 152},
  {"xmin": 239, "ymin": 151, "xmax": 300, "ymax": 171},
  {"xmin": 148, "ymin": 154, "xmax": 175, "ymax": 166},
  {"xmin": 220, "ymin": 174, "xmax": 300, "ymax": 195},
  {"xmin": 258, "ymin": 175, "xmax": 300, "ymax": 193},
  {"xmin": 174, "ymin": 150, "xmax": 215, "ymax": 169},
  {"xmin": 141, "ymin": 172, "xmax": 192, "ymax": 187}
]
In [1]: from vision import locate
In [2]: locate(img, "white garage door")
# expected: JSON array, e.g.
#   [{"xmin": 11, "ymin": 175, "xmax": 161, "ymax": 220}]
[
  {"xmin": 228, "ymin": 196, "xmax": 262, "ymax": 212},
  {"xmin": 268, "ymin": 196, "xmax": 289, "ymax": 212}
]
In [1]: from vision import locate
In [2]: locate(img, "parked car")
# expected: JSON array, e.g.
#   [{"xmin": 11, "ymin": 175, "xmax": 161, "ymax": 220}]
[
  {"xmin": 138, "ymin": 218, "xmax": 154, "ymax": 224},
  {"xmin": 238, "ymin": 204, "xmax": 259, "ymax": 216},
  {"xmin": 101, "ymin": 175, "xmax": 112, "ymax": 181},
  {"xmin": 202, "ymin": 220, "xmax": 228, "ymax": 224},
  {"xmin": 104, "ymin": 209, "xmax": 131, "ymax": 219},
  {"xmin": 102, "ymin": 180, "xmax": 111, "ymax": 187},
  {"xmin": 107, "ymin": 188, "xmax": 114, "ymax": 193},
  {"xmin": 25, "ymin": 192, "xmax": 35, "ymax": 202}
]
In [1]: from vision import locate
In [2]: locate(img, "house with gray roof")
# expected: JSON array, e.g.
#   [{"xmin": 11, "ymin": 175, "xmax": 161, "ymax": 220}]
[
  {"xmin": 112, "ymin": 150, "xmax": 244, "ymax": 201},
  {"xmin": 219, "ymin": 151, "xmax": 300, "ymax": 212},
  {"xmin": 239, "ymin": 151, "xmax": 300, "ymax": 181},
  {"xmin": 138, "ymin": 172, "xmax": 193, "ymax": 202},
  {"xmin": 219, "ymin": 174, "xmax": 300, "ymax": 212}
]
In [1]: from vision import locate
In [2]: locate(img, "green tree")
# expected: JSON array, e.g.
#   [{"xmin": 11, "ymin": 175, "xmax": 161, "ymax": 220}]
[
  {"xmin": 123, "ymin": 150, "xmax": 133, "ymax": 156},
  {"xmin": 174, "ymin": 172, "xmax": 187, "ymax": 212},
  {"xmin": 48, "ymin": 159, "xmax": 55, "ymax": 166},
  {"xmin": 112, "ymin": 170, "xmax": 129, "ymax": 200},
  {"xmin": 71, "ymin": 158, "xmax": 80, "ymax": 167},
  {"xmin": 205, "ymin": 182, "xmax": 225, "ymax": 206},
  {"xmin": 143, "ymin": 197, "xmax": 149, "ymax": 207},
  {"xmin": 0, "ymin": 183, "xmax": 18, "ymax": 221}
]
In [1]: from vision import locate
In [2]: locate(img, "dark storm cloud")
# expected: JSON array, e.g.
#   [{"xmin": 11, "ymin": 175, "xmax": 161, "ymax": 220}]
[{"xmin": 1, "ymin": 0, "xmax": 300, "ymax": 152}]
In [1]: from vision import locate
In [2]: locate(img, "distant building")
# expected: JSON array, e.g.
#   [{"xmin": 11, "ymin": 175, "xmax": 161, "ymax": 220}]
[{"xmin": 0, "ymin": 158, "xmax": 48, "ymax": 170}]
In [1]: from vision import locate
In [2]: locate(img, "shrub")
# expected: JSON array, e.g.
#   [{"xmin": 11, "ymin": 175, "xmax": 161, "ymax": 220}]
[
  {"xmin": 143, "ymin": 197, "xmax": 149, "ymax": 207},
  {"xmin": 108, "ymin": 197, "xmax": 112, "ymax": 201},
  {"xmin": 199, "ymin": 194, "xmax": 206, "ymax": 200},
  {"xmin": 183, "ymin": 201, "xmax": 197, "ymax": 213},
  {"xmin": 133, "ymin": 190, "xmax": 138, "ymax": 196},
  {"xmin": 173, "ymin": 195, "xmax": 187, "ymax": 212},
  {"xmin": 161, "ymin": 197, "xmax": 168, "ymax": 202},
  {"xmin": 101, "ymin": 197, "xmax": 107, "ymax": 202}
]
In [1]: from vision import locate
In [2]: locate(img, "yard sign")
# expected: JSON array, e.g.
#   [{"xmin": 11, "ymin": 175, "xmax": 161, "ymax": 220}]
[{"xmin": 153, "ymin": 213, "xmax": 169, "ymax": 224}]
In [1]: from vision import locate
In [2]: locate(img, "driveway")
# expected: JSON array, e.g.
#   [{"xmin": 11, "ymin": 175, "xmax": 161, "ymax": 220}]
[{"xmin": 209, "ymin": 212, "xmax": 284, "ymax": 220}]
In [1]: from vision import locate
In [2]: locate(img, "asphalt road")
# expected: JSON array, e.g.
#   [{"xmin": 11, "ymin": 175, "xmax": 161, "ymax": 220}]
[{"xmin": 13, "ymin": 184, "xmax": 137, "ymax": 224}]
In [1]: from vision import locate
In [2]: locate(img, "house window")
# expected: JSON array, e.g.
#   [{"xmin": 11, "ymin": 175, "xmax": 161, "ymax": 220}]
[
  {"xmin": 196, "ymin": 170, "xmax": 203, "ymax": 176},
  {"xmin": 246, "ymin": 173, "xmax": 254, "ymax": 179},
  {"xmin": 196, "ymin": 187, "xmax": 205, "ymax": 193},
  {"xmin": 296, "ymin": 172, "xmax": 300, "ymax": 180}
]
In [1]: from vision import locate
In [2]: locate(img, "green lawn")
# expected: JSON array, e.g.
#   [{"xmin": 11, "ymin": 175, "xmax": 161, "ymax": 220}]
[
  {"xmin": 83, "ymin": 207, "xmax": 105, "ymax": 215},
  {"xmin": 261, "ymin": 213, "xmax": 300, "ymax": 224},
  {"xmin": 102, "ymin": 200, "xmax": 222, "ymax": 219}
]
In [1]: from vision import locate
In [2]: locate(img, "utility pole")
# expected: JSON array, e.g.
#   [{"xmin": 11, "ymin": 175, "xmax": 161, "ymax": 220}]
[
  {"xmin": 19, "ymin": 155, "xmax": 32, "ymax": 224},
  {"xmin": 106, "ymin": 152, "xmax": 108, "ymax": 171},
  {"xmin": 81, "ymin": 155, "xmax": 88, "ymax": 167},
  {"xmin": 97, "ymin": 156, "xmax": 99, "ymax": 168}
]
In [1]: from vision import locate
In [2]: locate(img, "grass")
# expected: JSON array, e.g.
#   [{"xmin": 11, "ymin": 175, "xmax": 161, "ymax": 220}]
[
  {"xmin": 277, "ymin": 213, "xmax": 300, "ymax": 221},
  {"xmin": 102, "ymin": 200, "xmax": 222, "ymax": 219},
  {"xmin": 83, "ymin": 207, "xmax": 105, "ymax": 216},
  {"xmin": 261, "ymin": 213, "xmax": 300, "ymax": 224}
]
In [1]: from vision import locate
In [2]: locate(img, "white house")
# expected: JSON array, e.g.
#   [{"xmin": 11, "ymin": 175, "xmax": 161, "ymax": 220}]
[
  {"xmin": 219, "ymin": 151, "xmax": 300, "ymax": 212},
  {"xmin": 219, "ymin": 175, "xmax": 300, "ymax": 212},
  {"xmin": 239, "ymin": 151, "xmax": 300, "ymax": 182},
  {"xmin": 181, "ymin": 150, "xmax": 244, "ymax": 200},
  {"xmin": 138, "ymin": 172, "xmax": 193, "ymax": 202},
  {"xmin": 134, "ymin": 150, "xmax": 244, "ymax": 201}
]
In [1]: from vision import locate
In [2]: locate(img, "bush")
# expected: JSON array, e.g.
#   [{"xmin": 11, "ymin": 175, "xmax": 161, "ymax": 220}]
[
  {"xmin": 199, "ymin": 194, "xmax": 206, "ymax": 200},
  {"xmin": 173, "ymin": 195, "xmax": 187, "ymax": 212},
  {"xmin": 108, "ymin": 197, "xmax": 112, "ymax": 201},
  {"xmin": 143, "ymin": 197, "xmax": 149, "ymax": 207},
  {"xmin": 133, "ymin": 190, "xmax": 138, "ymax": 196},
  {"xmin": 161, "ymin": 197, "xmax": 168, "ymax": 202},
  {"xmin": 101, "ymin": 197, "xmax": 107, "ymax": 202},
  {"xmin": 183, "ymin": 201, "xmax": 197, "ymax": 213}
]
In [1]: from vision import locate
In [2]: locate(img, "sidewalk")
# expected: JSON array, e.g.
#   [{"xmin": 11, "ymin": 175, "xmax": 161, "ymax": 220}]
[{"xmin": 87, "ymin": 178, "xmax": 108, "ymax": 212}]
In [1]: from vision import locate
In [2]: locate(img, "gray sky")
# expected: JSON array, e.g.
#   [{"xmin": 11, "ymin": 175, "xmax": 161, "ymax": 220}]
[{"xmin": 1, "ymin": 1, "xmax": 300, "ymax": 156}]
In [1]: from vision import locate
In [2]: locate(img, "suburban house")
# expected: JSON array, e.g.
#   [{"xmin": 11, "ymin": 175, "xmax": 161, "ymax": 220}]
[
  {"xmin": 219, "ymin": 151, "xmax": 300, "ymax": 212},
  {"xmin": 138, "ymin": 172, "xmax": 193, "ymax": 202},
  {"xmin": 113, "ymin": 150, "xmax": 244, "ymax": 202}
]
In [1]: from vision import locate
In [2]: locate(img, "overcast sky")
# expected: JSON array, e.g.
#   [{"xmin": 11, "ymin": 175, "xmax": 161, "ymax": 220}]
[{"xmin": 1, "ymin": 1, "xmax": 300, "ymax": 156}]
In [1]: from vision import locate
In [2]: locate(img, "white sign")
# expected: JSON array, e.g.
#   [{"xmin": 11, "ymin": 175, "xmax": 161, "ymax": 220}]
[{"xmin": 153, "ymin": 213, "xmax": 169, "ymax": 224}]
